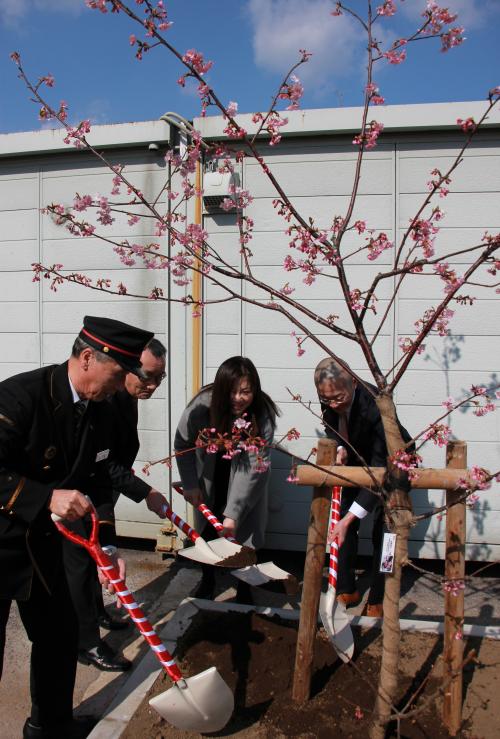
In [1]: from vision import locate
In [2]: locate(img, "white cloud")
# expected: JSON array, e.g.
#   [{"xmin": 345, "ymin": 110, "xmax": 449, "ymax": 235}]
[
  {"xmin": 247, "ymin": 0, "xmax": 364, "ymax": 99},
  {"xmin": 0, "ymin": 0, "xmax": 82, "ymax": 26},
  {"xmin": 400, "ymin": 0, "xmax": 499, "ymax": 30}
]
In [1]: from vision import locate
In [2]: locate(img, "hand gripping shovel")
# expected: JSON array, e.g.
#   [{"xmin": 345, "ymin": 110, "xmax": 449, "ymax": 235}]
[
  {"xmin": 318, "ymin": 486, "xmax": 355, "ymax": 663},
  {"xmin": 162, "ymin": 500, "xmax": 256, "ymax": 569},
  {"xmin": 197, "ymin": 501, "xmax": 299, "ymax": 595},
  {"xmin": 52, "ymin": 505, "xmax": 234, "ymax": 732}
]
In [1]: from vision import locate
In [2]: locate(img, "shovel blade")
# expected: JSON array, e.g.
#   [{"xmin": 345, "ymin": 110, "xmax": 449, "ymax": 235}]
[
  {"xmin": 319, "ymin": 591, "xmax": 355, "ymax": 663},
  {"xmin": 178, "ymin": 538, "xmax": 223, "ymax": 566},
  {"xmin": 207, "ymin": 538, "xmax": 257, "ymax": 568},
  {"xmin": 149, "ymin": 667, "xmax": 234, "ymax": 733},
  {"xmin": 232, "ymin": 562, "xmax": 299, "ymax": 594}
]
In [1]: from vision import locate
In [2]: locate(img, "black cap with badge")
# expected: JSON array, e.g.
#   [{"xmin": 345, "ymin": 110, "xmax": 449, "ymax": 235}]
[{"xmin": 79, "ymin": 316, "xmax": 154, "ymax": 377}]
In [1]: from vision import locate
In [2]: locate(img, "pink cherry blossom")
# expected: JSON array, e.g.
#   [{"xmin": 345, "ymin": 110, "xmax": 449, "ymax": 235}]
[
  {"xmin": 383, "ymin": 49, "xmax": 406, "ymax": 65},
  {"xmin": 423, "ymin": 423, "xmax": 452, "ymax": 447},
  {"xmin": 442, "ymin": 578, "xmax": 465, "ymax": 597},
  {"xmin": 182, "ymin": 49, "xmax": 213, "ymax": 76},
  {"xmin": 377, "ymin": 1, "xmax": 396, "ymax": 17},
  {"xmin": 457, "ymin": 117, "xmax": 477, "ymax": 133},
  {"xmin": 226, "ymin": 100, "xmax": 238, "ymax": 118},
  {"xmin": 399, "ymin": 337, "xmax": 426, "ymax": 355}
]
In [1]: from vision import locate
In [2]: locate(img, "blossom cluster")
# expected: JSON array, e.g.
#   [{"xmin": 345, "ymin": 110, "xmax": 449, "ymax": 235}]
[
  {"xmin": 352, "ymin": 121, "xmax": 384, "ymax": 150},
  {"xmin": 423, "ymin": 423, "xmax": 452, "ymax": 447},
  {"xmin": 195, "ymin": 416, "xmax": 269, "ymax": 473},
  {"xmin": 433, "ymin": 262, "xmax": 464, "ymax": 296},
  {"xmin": 442, "ymin": 579, "xmax": 465, "ymax": 597},
  {"xmin": 409, "ymin": 207, "xmax": 443, "ymax": 259},
  {"xmin": 220, "ymin": 184, "xmax": 254, "ymax": 212},
  {"xmin": 278, "ymin": 74, "xmax": 304, "ymax": 111},
  {"xmin": 414, "ymin": 306, "xmax": 454, "ymax": 337},
  {"xmin": 390, "ymin": 449, "xmax": 422, "ymax": 481}
]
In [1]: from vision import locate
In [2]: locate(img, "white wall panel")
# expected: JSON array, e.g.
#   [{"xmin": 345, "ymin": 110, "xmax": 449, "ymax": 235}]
[
  {"xmin": 245, "ymin": 157, "xmax": 393, "ymax": 198},
  {"xmin": 399, "ymin": 153, "xmax": 500, "ymax": 193},
  {"xmin": 0, "ymin": 177, "xmax": 38, "ymax": 210},
  {"xmin": 0, "ymin": 209, "xmax": 38, "ymax": 241},
  {"xmin": 246, "ymin": 194, "xmax": 394, "ymax": 232},
  {"xmin": 0, "ymin": 241, "xmax": 38, "ymax": 269}
]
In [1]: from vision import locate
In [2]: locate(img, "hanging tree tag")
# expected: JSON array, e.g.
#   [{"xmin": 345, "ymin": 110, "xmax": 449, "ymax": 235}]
[{"xmin": 379, "ymin": 532, "xmax": 397, "ymax": 573}]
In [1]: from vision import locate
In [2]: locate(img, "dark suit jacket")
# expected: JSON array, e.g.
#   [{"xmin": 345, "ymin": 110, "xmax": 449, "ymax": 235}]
[
  {"xmin": 107, "ymin": 391, "xmax": 152, "ymax": 502},
  {"xmin": 0, "ymin": 362, "xmax": 125, "ymax": 600},
  {"xmin": 322, "ymin": 383, "xmax": 412, "ymax": 512}
]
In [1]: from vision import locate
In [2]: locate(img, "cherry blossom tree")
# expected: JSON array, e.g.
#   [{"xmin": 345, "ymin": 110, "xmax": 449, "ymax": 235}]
[{"xmin": 11, "ymin": 1, "xmax": 500, "ymax": 735}]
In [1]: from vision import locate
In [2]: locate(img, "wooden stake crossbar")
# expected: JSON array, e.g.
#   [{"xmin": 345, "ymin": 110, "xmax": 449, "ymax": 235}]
[
  {"xmin": 296, "ymin": 464, "xmax": 470, "ymax": 490},
  {"xmin": 292, "ymin": 439, "xmax": 470, "ymax": 737}
]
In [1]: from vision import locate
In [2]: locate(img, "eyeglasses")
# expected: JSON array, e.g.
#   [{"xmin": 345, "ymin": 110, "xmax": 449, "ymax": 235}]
[
  {"xmin": 318, "ymin": 394, "xmax": 346, "ymax": 405},
  {"xmin": 140, "ymin": 371, "xmax": 166, "ymax": 386}
]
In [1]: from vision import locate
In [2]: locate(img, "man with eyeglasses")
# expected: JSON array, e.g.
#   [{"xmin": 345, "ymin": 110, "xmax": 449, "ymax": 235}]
[
  {"xmin": 314, "ymin": 357, "xmax": 412, "ymax": 618},
  {"xmin": 65, "ymin": 339, "xmax": 168, "ymax": 672}
]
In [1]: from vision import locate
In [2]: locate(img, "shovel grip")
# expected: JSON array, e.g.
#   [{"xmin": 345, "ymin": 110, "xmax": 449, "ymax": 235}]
[
  {"xmin": 162, "ymin": 502, "xmax": 200, "ymax": 543},
  {"xmin": 198, "ymin": 503, "xmax": 237, "ymax": 544},
  {"xmin": 54, "ymin": 505, "xmax": 183, "ymax": 683},
  {"xmin": 328, "ymin": 487, "xmax": 342, "ymax": 591}
]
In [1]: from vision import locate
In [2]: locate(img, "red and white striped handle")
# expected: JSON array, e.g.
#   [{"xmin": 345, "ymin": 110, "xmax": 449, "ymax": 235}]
[
  {"xmin": 327, "ymin": 486, "xmax": 342, "ymax": 593},
  {"xmin": 162, "ymin": 500, "xmax": 200, "ymax": 543},
  {"xmin": 52, "ymin": 509, "xmax": 183, "ymax": 683},
  {"xmin": 171, "ymin": 482, "xmax": 237, "ymax": 544},
  {"xmin": 198, "ymin": 503, "xmax": 238, "ymax": 543}
]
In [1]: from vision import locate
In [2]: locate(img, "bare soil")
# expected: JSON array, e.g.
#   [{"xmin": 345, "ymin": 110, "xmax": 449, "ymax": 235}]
[{"xmin": 121, "ymin": 611, "xmax": 499, "ymax": 738}]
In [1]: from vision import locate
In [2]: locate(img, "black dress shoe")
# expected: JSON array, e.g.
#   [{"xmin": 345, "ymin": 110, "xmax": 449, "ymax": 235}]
[
  {"xmin": 193, "ymin": 569, "xmax": 216, "ymax": 599},
  {"xmin": 98, "ymin": 613, "xmax": 129, "ymax": 631},
  {"xmin": 234, "ymin": 581, "xmax": 254, "ymax": 605},
  {"xmin": 78, "ymin": 640, "xmax": 132, "ymax": 671},
  {"xmin": 23, "ymin": 716, "xmax": 96, "ymax": 739}
]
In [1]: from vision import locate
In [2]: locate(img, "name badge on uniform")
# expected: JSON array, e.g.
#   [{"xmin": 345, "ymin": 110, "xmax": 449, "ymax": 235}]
[{"xmin": 95, "ymin": 449, "xmax": 110, "ymax": 462}]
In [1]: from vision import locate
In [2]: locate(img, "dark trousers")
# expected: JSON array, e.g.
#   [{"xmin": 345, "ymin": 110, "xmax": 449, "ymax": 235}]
[
  {"xmin": 62, "ymin": 535, "xmax": 102, "ymax": 651},
  {"xmin": 337, "ymin": 487, "xmax": 385, "ymax": 605},
  {"xmin": 0, "ymin": 567, "xmax": 77, "ymax": 728}
]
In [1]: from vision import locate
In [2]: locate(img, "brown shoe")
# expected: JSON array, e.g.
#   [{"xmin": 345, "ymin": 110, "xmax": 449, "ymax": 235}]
[
  {"xmin": 337, "ymin": 591, "xmax": 361, "ymax": 608},
  {"xmin": 365, "ymin": 603, "xmax": 383, "ymax": 618}
]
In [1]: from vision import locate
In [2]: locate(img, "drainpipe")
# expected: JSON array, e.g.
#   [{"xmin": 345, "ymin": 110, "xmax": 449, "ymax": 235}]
[{"xmin": 192, "ymin": 160, "xmax": 203, "ymax": 397}]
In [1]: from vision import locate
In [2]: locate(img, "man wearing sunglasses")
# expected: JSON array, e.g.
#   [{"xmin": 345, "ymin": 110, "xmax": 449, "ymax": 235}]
[{"xmin": 314, "ymin": 357, "xmax": 412, "ymax": 618}]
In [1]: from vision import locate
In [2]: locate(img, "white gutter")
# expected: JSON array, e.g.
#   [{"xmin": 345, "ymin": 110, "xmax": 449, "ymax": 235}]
[
  {"xmin": 195, "ymin": 100, "xmax": 500, "ymax": 140},
  {"xmin": 0, "ymin": 119, "xmax": 171, "ymax": 158}
]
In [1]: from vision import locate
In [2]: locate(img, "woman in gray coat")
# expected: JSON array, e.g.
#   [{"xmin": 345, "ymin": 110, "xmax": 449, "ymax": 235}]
[{"xmin": 174, "ymin": 356, "xmax": 279, "ymax": 602}]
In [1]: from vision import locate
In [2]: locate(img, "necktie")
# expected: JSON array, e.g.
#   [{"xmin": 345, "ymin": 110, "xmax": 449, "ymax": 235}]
[
  {"xmin": 338, "ymin": 412, "xmax": 349, "ymax": 444},
  {"xmin": 73, "ymin": 400, "xmax": 87, "ymax": 445}
]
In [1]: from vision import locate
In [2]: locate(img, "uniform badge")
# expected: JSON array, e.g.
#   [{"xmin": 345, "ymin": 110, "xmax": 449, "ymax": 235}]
[{"xmin": 44, "ymin": 445, "xmax": 57, "ymax": 460}]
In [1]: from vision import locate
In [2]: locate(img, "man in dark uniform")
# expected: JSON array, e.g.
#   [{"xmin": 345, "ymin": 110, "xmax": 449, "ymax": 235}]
[
  {"xmin": 69, "ymin": 338, "xmax": 167, "ymax": 671},
  {"xmin": 314, "ymin": 357, "xmax": 412, "ymax": 618},
  {"xmin": 0, "ymin": 316, "xmax": 161, "ymax": 739}
]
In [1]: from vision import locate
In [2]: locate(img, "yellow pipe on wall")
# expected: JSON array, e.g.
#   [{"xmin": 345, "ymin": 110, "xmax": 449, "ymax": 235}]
[{"xmin": 191, "ymin": 159, "xmax": 203, "ymax": 397}]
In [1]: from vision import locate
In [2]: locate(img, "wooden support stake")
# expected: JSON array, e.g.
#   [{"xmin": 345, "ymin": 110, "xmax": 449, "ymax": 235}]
[
  {"xmin": 442, "ymin": 440, "xmax": 467, "ymax": 736},
  {"xmin": 292, "ymin": 438, "xmax": 336, "ymax": 703}
]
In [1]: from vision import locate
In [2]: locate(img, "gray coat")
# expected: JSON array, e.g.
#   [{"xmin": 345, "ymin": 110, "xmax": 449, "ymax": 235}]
[{"xmin": 174, "ymin": 389, "xmax": 275, "ymax": 549}]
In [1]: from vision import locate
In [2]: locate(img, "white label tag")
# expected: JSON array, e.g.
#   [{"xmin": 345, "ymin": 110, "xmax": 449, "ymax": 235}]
[
  {"xmin": 379, "ymin": 532, "xmax": 396, "ymax": 573},
  {"xmin": 95, "ymin": 449, "xmax": 110, "ymax": 462}
]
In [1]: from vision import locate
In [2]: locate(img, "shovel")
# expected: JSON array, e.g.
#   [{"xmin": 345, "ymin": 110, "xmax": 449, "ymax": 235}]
[
  {"xmin": 162, "ymin": 501, "xmax": 256, "ymax": 569},
  {"xmin": 318, "ymin": 486, "xmax": 355, "ymax": 663},
  {"xmin": 52, "ymin": 505, "xmax": 234, "ymax": 732},
  {"xmin": 197, "ymin": 500, "xmax": 299, "ymax": 595}
]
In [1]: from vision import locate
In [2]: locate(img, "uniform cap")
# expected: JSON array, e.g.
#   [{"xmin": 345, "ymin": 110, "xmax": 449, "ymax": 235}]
[{"xmin": 79, "ymin": 316, "xmax": 154, "ymax": 376}]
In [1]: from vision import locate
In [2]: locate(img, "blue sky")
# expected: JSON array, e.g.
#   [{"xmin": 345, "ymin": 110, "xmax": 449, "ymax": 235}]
[{"xmin": 0, "ymin": 0, "xmax": 499, "ymax": 134}]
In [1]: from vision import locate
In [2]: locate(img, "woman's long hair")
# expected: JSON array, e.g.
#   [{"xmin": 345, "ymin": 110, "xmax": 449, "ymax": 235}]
[{"xmin": 198, "ymin": 356, "xmax": 279, "ymax": 435}]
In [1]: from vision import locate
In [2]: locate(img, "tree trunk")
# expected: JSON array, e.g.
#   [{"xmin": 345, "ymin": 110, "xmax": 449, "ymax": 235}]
[{"xmin": 370, "ymin": 393, "xmax": 413, "ymax": 739}]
